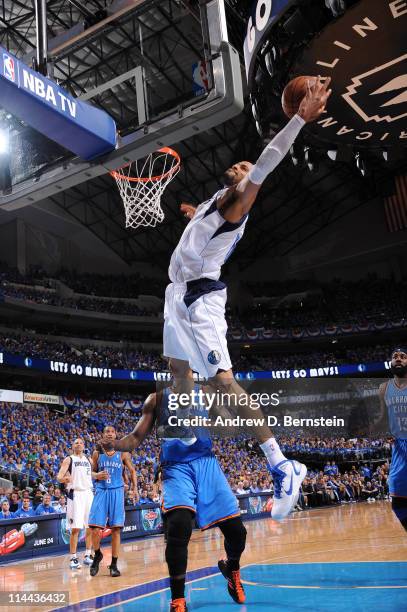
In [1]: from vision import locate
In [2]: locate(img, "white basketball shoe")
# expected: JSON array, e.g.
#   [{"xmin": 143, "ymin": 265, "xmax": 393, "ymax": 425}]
[
  {"xmin": 270, "ymin": 459, "xmax": 307, "ymax": 521},
  {"xmin": 70, "ymin": 557, "xmax": 82, "ymax": 569}
]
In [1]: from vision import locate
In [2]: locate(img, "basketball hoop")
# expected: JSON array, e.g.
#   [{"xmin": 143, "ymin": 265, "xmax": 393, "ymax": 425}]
[{"xmin": 110, "ymin": 147, "xmax": 181, "ymax": 229}]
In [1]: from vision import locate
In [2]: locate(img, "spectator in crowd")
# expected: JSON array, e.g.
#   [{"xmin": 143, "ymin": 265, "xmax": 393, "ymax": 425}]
[
  {"xmin": 53, "ymin": 495, "xmax": 67, "ymax": 514},
  {"xmin": 14, "ymin": 497, "xmax": 35, "ymax": 519},
  {"xmin": 0, "ymin": 401, "xmax": 391, "ymax": 520},
  {"xmin": 138, "ymin": 489, "xmax": 152, "ymax": 504},
  {"xmin": 32, "ymin": 490, "xmax": 44, "ymax": 508},
  {"xmin": 0, "ymin": 500, "xmax": 14, "ymax": 520},
  {"xmin": 35, "ymin": 493, "xmax": 55, "ymax": 515},
  {"xmin": 361, "ymin": 481, "xmax": 379, "ymax": 502},
  {"xmin": 0, "ymin": 487, "xmax": 9, "ymax": 504},
  {"xmin": 8, "ymin": 491, "xmax": 20, "ymax": 513}
]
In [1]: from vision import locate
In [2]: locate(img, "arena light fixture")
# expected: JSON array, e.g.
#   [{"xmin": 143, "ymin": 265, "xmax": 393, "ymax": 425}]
[
  {"xmin": 304, "ymin": 146, "xmax": 319, "ymax": 172},
  {"xmin": 327, "ymin": 146, "xmax": 353, "ymax": 163},
  {"xmin": 264, "ymin": 44, "xmax": 280, "ymax": 79},
  {"xmin": 325, "ymin": 0, "xmax": 346, "ymax": 18},
  {"xmin": 355, "ymin": 152, "xmax": 367, "ymax": 177},
  {"xmin": 290, "ymin": 142, "xmax": 304, "ymax": 167}
]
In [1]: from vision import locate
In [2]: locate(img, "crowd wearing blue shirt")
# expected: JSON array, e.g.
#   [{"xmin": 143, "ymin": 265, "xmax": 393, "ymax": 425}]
[{"xmin": 0, "ymin": 402, "xmax": 393, "ymax": 520}]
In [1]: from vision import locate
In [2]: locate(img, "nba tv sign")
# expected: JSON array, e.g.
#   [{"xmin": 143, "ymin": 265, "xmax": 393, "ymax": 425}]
[{"xmin": 293, "ymin": 0, "xmax": 407, "ymax": 146}]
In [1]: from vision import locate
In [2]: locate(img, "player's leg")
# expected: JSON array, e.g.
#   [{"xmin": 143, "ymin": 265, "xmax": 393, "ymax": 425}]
[
  {"xmin": 391, "ymin": 497, "xmax": 407, "ymax": 530},
  {"xmin": 108, "ymin": 527, "xmax": 121, "ymax": 577},
  {"xmin": 67, "ymin": 490, "xmax": 85, "ymax": 569},
  {"xmin": 164, "ymin": 282, "xmax": 195, "ymax": 400},
  {"xmin": 168, "ymin": 357, "xmax": 195, "ymax": 401},
  {"xmin": 106, "ymin": 487, "xmax": 125, "ymax": 576},
  {"xmin": 69, "ymin": 528, "xmax": 81, "ymax": 569},
  {"xmin": 89, "ymin": 527, "xmax": 103, "ymax": 576},
  {"xmin": 83, "ymin": 490, "xmax": 94, "ymax": 565},
  {"xmin": 165, "ymin": 508, "xmax": 193, "ymax": 612},
  {"xmin": 194, "ymin": 455, "xmax": 245, "ymax": 603},
  {"xmin": 162, "ymin": 462, "xmax": 197, "ymax": 611},
  {"xmin": 218, "ymin": 518, "xmax": 247, "ymax": 604},
  {"xmin": 83, "ymin": 528, "xmax": 93, "ymax": 565},
  {"xmin": 88, "ymin": 489, "xmax": 107, "ymax": 576},
  {"xmin": 187, "ymin": 289, "xmax": 306, "ymax": 519},
  {"xmin": 389, "ymin": 439, "xmax": 407, "ymax": 529}
]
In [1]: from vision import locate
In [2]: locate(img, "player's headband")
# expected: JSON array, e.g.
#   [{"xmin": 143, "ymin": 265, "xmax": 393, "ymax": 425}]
[{"xmin": 391, "ymin": 348, "xmax": 407, "ymax": 359}]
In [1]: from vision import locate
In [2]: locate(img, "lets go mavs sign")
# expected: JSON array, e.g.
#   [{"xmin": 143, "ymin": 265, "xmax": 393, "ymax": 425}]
[{"xmin": 0, "ymin": 47, "xmax": 116, "ymax": 160}]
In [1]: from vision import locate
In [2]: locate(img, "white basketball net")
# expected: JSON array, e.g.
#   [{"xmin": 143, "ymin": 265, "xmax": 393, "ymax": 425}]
[{"xmin": 111, "ymin": 147, "xmax": 180, "ymax": 229}]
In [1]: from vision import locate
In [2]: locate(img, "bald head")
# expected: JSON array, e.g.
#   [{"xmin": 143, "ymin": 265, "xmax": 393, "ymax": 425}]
[{"xmin": 222, "ymin": 161, "xmax": 253, "ymax": 186}]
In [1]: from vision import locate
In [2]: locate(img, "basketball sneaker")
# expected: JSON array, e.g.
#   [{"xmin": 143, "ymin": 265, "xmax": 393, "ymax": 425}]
[
  {"xmin": 218, "ymin": 559, "xmax": 246, "ymax": 604},
  {"xmin": 83, "ymin": 554, "xmax": 93, "ymax": 566},
  {"xmin": 90, "ymin": 550, "xmax": 103, "ymax": 576},
  {"xmin": 169, "ymin": 598, "xmax": 187, "ymax": 611},
  {"xmin": 108, "ymin": 564, "xmax": 121, "ymax": 577},
  {"xmin": 270, "ymin": 459, "xmax": 307, "ymax": 521},
  {"xmin": 70, "ymin": 557, "xmax": 81, "ymax": 570}
]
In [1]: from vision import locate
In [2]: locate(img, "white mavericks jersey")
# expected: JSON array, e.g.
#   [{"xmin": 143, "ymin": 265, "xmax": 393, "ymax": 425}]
[
  {"xmin": 67, "ymin": 454, "xmax": 93, "ymax": 491},
  {"xmin": 169, "ymin": 188, "xmax": 249, "ymax": 283}
]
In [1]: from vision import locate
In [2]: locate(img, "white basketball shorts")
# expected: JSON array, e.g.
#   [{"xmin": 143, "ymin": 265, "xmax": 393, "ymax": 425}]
[
  {"xmin": 66, "ymin": 489, "xmax": 94, "ymax": 530},
  {"xmin": 163, "ymin": 279, "xmax": 232, "ymax": 378}
]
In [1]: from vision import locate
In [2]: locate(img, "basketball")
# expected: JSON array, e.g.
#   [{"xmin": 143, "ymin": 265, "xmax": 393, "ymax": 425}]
[{"xmin": 281, "ymin": 76, "xmax": 317, "ymax": 118}]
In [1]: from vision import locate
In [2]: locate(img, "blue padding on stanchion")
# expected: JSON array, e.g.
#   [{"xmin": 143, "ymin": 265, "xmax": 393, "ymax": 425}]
[{"xmin": 0, "ymin": 47, "xmax": 116, "ymax": 160}]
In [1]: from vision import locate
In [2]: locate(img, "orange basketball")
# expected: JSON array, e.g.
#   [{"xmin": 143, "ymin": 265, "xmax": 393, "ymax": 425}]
[{"xmin": 281, "ymin": 76, "xmax": 317, "ymax": 118}]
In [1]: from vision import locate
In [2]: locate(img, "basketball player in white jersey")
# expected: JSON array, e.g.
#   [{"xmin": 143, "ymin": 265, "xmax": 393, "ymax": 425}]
[
  {"xmin": 57, "ymin": 438, "xmax": 99, "ymax": 569},
  {"xmin": 164, "ymin": 77, "xmax": 331, "ymax": 521}
]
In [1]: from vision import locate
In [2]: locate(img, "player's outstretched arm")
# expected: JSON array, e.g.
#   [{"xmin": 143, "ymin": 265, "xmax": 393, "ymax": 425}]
[
  {"xmin": 220, "ymin": 76, "xmax": 331, "ymax": 222},
  {"xmin": 110, "ymin": 394, "xmax": 157, "ymax": 452}
]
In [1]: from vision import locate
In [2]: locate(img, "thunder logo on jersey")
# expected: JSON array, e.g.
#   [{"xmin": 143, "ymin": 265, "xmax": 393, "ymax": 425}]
[
  {"xmin": 96, "ymin": 451, "xmax": 123, "ymax": 488},
  {"xmin": 385, "ymin": 381, "xmax": 407, "ymax": 439}
]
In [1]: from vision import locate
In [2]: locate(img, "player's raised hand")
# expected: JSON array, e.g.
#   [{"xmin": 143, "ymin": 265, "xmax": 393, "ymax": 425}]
[
  {"xmin": 298, "ymin": 76, "xmax": 332, "ymax": 123},
  {"xmin": 180, "ymin": 202, "xmax": 196, "ymax": 220}
]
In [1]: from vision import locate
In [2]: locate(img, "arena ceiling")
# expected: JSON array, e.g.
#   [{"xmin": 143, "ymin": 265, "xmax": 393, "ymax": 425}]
[{"xmin": 0, "ymin": 0, "xmax": 406, "ymax": 272}]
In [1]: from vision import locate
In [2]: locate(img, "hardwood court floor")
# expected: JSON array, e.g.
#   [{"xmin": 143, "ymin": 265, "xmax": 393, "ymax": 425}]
[{"xmin": 0, "ymin": 501, "xmax": 406, "ymax": 611}]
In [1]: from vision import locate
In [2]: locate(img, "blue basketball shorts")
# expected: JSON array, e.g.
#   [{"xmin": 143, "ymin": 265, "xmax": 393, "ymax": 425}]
[
  {"xmin": 162, "ymin": 455, "xmax": 239, "ymax": 529},
  {"xmin": 389, "ymin": 439, "xmax": 407, "ymax": 497},
  {"xmin": 88, "ymin": 486, "xmax": 125, "ymax": 528}
]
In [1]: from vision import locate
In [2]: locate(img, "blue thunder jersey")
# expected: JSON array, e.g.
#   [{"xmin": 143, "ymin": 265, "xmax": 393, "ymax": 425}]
[
  {"xmin": 96, "ymin": 450, "xmax": 124, "ymax": 489},
  {"xmin": 384, "ymin": 380, "xmax": 407, "ymax": 496},
  {"xmin": 168, "ymin": 188, "xmax": 249, "ymax": 283},
  {"xmin": 158, "ymin": 386, "xmax": 213, "ymax": 463},
  {"xmin": 385, "ymin": 380, "xmax": 407, "ymax": 439}
]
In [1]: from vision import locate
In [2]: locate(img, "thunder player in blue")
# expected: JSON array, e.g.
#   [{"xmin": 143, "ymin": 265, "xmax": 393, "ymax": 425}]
[
  {"xmin": 379, "ymin": 348, "xmax": 407, "ymax": 530},
  {"xmin": 105, "ymin": 386, "xmax": 247, "ymax": 612},
  {"xmin": 88, "ymin": 425, "xmax": 137, "ymax": 577},
  {"xmin": 164, "ymin": 77, "xmax": 331, "ymax": 521}
]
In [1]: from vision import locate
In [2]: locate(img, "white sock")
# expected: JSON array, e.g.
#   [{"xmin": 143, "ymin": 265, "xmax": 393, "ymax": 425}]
[
  {"xmin": 260, "ymin": 438, "xmax": 286, "ymax": 467},
  {"xmin": 71, "ymin": 553, "xmax": 77, "ymax": 559},
  {"xmin": 85, "ymin": 549, "xmax": 91, "ymax": 556}
]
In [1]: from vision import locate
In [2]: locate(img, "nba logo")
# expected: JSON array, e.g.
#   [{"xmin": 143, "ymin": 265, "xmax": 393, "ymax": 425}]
[{"xmin": 3, "ymin": 53, "xmax": 15, "ymax": 82}]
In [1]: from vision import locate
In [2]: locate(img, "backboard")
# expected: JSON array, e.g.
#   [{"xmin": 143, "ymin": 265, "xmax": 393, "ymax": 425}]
[{"xmin": 0, "ymin": 0, "xmax": 243, "ymax": 210}]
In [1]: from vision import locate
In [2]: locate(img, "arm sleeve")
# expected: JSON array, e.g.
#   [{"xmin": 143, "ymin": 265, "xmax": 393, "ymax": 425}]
[{"xmin": 248, "ymin": 114, "xmax": 305, "ymax": 185}]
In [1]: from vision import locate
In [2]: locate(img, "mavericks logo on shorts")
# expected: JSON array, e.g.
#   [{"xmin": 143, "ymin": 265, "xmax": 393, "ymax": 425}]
[{"xmin": 208, "ymin": 350, "xmax": 221, "ymax": 365}]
